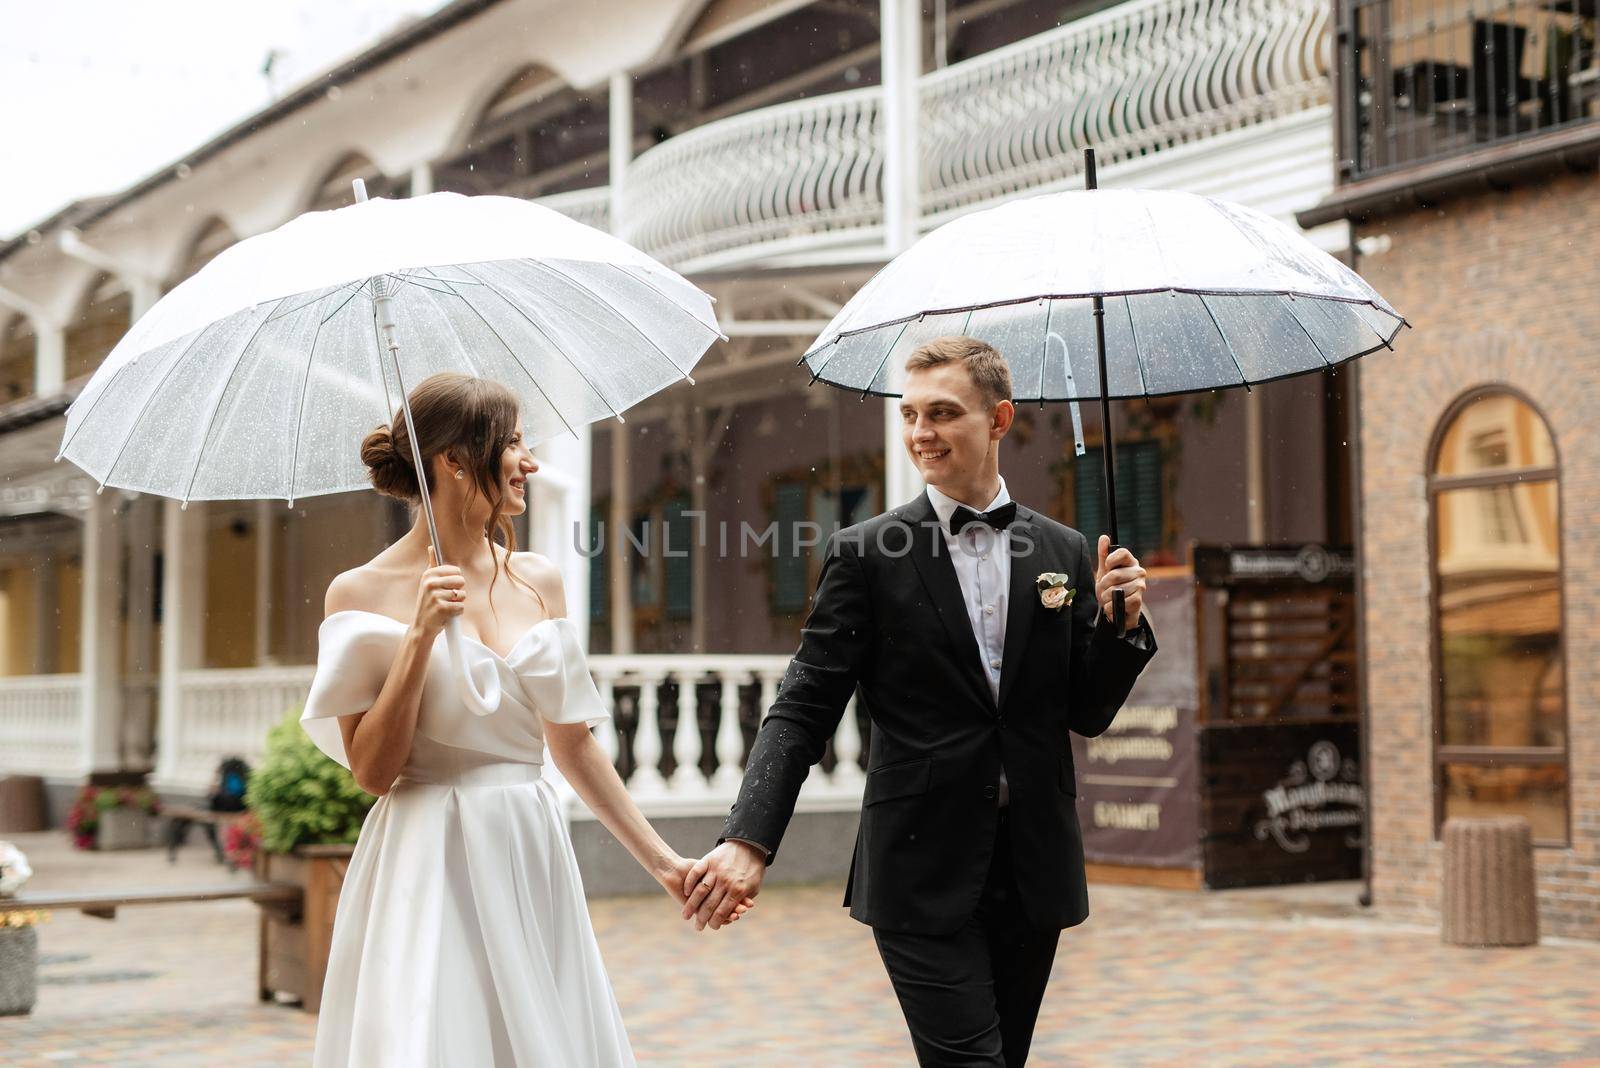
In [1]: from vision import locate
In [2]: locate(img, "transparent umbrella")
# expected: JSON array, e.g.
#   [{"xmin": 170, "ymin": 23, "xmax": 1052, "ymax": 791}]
[
  {"xmin": 802, "ymin": 149, "xmax": 1406, "ymax": 626},
  {"xmin": 59, "ymin": 184, "xmax": 722, "ymax": 712}
]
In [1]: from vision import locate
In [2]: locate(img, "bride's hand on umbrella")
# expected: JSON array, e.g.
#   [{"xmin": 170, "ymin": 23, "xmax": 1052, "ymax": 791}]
[
  {"xmin": 414, "ymin": 546, "xmax": 467, "ymax": 636},
  {"xmin": 1096, "ymin": 535, "xmax": 1146, "ymax": 632}
]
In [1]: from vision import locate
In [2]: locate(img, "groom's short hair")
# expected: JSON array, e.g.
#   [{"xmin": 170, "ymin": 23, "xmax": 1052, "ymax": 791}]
[{"xmin": 905, "ymin": 335, "xmax": 1013, "ymax": 409}]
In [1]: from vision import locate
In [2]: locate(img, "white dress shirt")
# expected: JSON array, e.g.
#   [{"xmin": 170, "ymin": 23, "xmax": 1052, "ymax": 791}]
[{"xmin": 925, "ymin": 479, "xmax": 1014, "ymax": 805}]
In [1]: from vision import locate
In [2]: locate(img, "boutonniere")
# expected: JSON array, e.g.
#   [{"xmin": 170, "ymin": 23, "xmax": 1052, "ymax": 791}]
[{"xmin": 1035, "ymin": 572, "xmax": 1074, "ymax": 612}]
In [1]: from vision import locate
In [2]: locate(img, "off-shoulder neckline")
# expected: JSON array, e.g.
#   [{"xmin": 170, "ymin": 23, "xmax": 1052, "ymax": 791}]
[{"xmin": 321, "ymin": 609, "xmax": 564, "ymax": 665}]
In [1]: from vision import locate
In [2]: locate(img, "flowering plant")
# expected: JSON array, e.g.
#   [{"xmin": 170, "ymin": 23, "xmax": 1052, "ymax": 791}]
[
  {"xmin": 65, "ymin": 785, "xmax": 162, "ymax": 850},
  {"xmin": 222, "ymin": 812, "xmax": 263, "ymax": 871},
  {"xmin": 0, "ymin": 840, "xmax": 31, "ymax": 897}
]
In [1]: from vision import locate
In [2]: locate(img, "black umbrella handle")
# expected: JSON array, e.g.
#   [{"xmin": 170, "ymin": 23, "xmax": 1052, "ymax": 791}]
[{"xmin": 1108, "ymin": 543, "xmax": 1128, "ymax": 633}]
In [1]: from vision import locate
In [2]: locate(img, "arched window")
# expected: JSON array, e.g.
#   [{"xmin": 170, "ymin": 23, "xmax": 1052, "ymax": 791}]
[
  {"xmin": 0, "ymin": 315, "xmax": 36, "ymax": 403},
  {"xmin": 306, "ymin": 152, "xmax": 404, "ymax": 214},
  {"xmin": 436, "ymin": 67, "xmax": 607, "ymax": 199},
  {"xmin": 63, "ymin": 273, "xmax": 130, "ymax": 382},
  {"xmin": 174, "ymin": 217, "xmax": 238, "ymax": 283},
  {"xmin": 1430, "ymin": 389, "xmax": 1567, "ymax": 845}
]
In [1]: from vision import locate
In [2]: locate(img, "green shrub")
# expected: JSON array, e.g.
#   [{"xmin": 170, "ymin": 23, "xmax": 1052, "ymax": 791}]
[{"xmin": 246, "ymin": 710, "xmax": 375, "ymax": 854}]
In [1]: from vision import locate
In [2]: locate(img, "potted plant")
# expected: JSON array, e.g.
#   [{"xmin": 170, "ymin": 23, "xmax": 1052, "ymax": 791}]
[
  {"xmin": 247, "ymin": 711, "xmax": 374, "ymax": 1012},
  {"xmin": 0, "ymin": 841, "xmax": 46, "ymax": 1017},
  {"xmin": 65, "ymin": 786, "xmax": 161, "ymax": 851}
]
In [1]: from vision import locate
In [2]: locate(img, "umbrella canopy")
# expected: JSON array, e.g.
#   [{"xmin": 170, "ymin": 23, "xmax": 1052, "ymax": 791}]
[
  {"xmin": 801, "ymin": 188, "xmax": 1405, "ymax": 400},
  {"xmin": 59, "ymin": 192, "xmax": 721, "ymax": 504}
]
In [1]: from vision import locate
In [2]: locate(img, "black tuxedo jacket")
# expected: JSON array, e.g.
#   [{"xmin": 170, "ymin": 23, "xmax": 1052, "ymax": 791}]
[{"xmin": 722, "ymin": 492, "xmax": 1156, "ymax": 935}]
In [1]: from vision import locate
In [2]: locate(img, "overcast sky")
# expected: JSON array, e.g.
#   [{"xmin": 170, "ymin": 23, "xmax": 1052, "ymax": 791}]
[{"xmin": 0, "ymin": 0, "xmax": 451, "ymax": 239}]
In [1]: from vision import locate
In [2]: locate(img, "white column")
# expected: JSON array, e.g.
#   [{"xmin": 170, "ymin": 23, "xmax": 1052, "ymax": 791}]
[
  {"xmin": 630, "ymin": 673, "xmax": 666, "ymax": 794},
  {"xmin": 1245, "ymin": 390, "xmax": 1267, "ymax": 543},
  {"xmin": 34, "ymin": 325, "xmax": 65, "ymax": 396},
  {"xmin": 155, "ymin": 499, "xmax": 206, "ymax": 784},
  {"xmin": 123, "ymin": 496, "xmax": 157, "ymax": 767},
  {"xmin": 609, "ymin": 71, "xmax": 632, "ymax": 237},
  {"xmin": 711, "ymin": 670, "xmax": 745, "ymax": 790},
  {"xmin": 881, "ymin": 0, "xmax": 924, "ymax": 510},
  {"xmin": 128, "ymin": 278, "xmax": 161, "ymax": 321},
  {"xmin": 79, "ymin": 493, "xmax": 122, "ymax": 774},
  {"xmin": 608, "ymin": 425, "xmax": 633, "ymax": 655},
  {"xmin": 667, "ymin": 670, "xmax": 700, "ymax": 790},
  {"xmin": 532, "ymin": 428, "xmax": 591, "ymax": 644}
]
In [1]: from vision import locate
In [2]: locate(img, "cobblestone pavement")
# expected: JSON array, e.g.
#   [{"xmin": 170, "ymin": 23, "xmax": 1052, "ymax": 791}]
[{"xmin": 4, "ymin": 831, "xmax": 1599, "ymax": 1066}]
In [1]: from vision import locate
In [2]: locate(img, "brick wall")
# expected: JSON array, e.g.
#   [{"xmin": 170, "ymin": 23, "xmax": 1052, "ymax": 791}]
[{"xmin": 1353, "ymin": 170, "xmax": 1600, "ymax": 939}]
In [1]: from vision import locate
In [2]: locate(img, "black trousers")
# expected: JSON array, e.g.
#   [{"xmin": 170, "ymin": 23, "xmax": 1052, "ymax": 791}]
[{"xmin": 872, "ymin": 813, "xmax": 1061, "ymax": 1067}]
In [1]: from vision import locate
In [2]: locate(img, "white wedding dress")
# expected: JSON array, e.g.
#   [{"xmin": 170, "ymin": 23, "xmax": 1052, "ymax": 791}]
[{"xmin": 301, "ymin": 611, "xmax": 635, "ymax": 1068}]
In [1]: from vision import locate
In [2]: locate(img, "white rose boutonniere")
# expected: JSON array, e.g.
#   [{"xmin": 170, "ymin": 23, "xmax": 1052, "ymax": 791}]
[{"xmin": 1035, "ymin": 572, "xmax": 1074, "ymax": 612}]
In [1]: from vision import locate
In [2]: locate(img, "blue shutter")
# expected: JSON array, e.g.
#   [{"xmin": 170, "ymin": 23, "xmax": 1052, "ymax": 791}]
[
  {"xmin": 773, "ymin": 482, "xmax": 809, "ymax": 614},
  {"xmin": 664, "ymin": 495, "xmax": 693, "ymax": 620},
  {"xmin": 1073, "ymin": 442, "xmax": 1164, "ymax": 559}
]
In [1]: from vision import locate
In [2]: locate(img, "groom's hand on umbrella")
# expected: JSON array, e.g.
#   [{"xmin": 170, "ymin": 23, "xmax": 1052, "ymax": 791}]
[
  {"xmin": 682, "ymin": 841, "xmax": 765, "ymax": 931},
  {"xmin": 1096, "ymin": 535, "xmax": 1146, "ymax": 632}
]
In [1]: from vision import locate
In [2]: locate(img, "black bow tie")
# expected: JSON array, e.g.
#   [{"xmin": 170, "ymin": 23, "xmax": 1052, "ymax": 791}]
[{"xmin": 948, "ymin": 502, "xmax": 1017, "ymax": 535}]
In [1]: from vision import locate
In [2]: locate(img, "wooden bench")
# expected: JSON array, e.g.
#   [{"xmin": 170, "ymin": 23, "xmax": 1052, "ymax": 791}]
[
  {"xmin": 0, "ymin": 883, "xmax": 302, "ymax": 921},
  {"xmin": 163, "ymin": 804, "xmax": 247, "ymax": 864}
]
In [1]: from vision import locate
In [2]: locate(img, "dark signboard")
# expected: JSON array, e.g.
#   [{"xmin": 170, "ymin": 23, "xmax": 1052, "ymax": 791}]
[
  {"xmin": 1073, "ymin": 575, "xmax": 1201, "ymax": 869},
  {"xmin": 1200, "ymin": 721, "xmax": 1364, "ymax": 888}
]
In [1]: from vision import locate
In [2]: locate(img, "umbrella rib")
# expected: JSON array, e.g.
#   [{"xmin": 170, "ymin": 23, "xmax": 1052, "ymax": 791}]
[
  {"xmin": 1279, "ymin": 296, "xmax": 1336, "ymax": 370},
  {"xmin": 529, "ymin": 259, "xmax": 695, "ymax": 383},
  {"xmin": 1196, "ymin": 294, "xmax": 1252, "ymax": 391},
  {"xmin": 320, "ymin": 283, "xmax": 368, "ymax": 326},
  {"xmin": 1122, "ymin": 298, "xmax": 1150, "ymax": 397},
  {"xmin": 416, "ymin": 268, "xmax": 579, "ymax": 442},
  {"xmin": 1036, "ymin": 301, "xmax": 1054, "ymax": 403},
  {"xmin": 182, "ymin": 297, "xmax": 291, "ymax": 504},
  {"xmin": 286, "ymin": 302, "xmax": 332, "ymax": 507},
  {"xmin": 99, "ymin": 320, "xmax": 223, "ymax": 490},
  {"xmin": 609, "ymin": 263, "xmax": 725, "ymax": 341},
  {"xmin": 451, "ymin": 264, "xmax": 626, "ymax": 421},
  {"xmin": 57, "ymin": 353, "xmax": 138, "ymax": 462},
  {"xmin": 267, "ymin": 282, "xmax": 358, "ymax": 324},
  {"xmin": 859, "ymin": 318, "xmax": 914, "ymax": 400}
]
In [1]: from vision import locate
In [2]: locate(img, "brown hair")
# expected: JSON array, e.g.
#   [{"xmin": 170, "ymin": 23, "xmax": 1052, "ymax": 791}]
[
  {"xmin": 360, "ymin": 373, "xmax": 543, "ymax": 614},
  {"xmin": 905, "ymin": 335, "xmax": 1013, "ymax": 409}
]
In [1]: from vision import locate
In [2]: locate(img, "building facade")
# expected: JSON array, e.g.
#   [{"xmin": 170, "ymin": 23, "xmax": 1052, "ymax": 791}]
[
  {"xmin": 1302, "ymin": 0, "xmax": 1599, "ymax": 936},
  {"xmin": 1, "ymin": 0, "xmax": 1354, "ymax": 852}
]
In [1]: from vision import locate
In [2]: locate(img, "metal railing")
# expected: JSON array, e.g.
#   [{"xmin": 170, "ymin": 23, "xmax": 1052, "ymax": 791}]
[
  {"xmin": 1342, "ymin": 0, "xmax": 1599, "ymax": 180},
  {"xmin": 623, "ymin": 0, "xmax": 1332, "ymax": 270}
]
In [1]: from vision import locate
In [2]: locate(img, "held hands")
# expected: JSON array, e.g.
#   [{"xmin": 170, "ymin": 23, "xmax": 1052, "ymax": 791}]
[
  {"xmin": 1095, "ymin": 535, "xmax": 1146, "ymax": 633},
  {"xmin": 414, "ymin": 546, "xmax": 466, "ymax": 636},
  {"xmin": 660, "ymin": 852, "xmax": 756, "ymax": 926},
  {"xmin": 680, "ymin": 840, "xmax": 767, "ymax": 932}
]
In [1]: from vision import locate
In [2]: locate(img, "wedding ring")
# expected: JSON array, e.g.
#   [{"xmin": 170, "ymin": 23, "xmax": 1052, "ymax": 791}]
[{"xmin": 700, "ymin": 879, "xmax": 715, "ymax": 889}]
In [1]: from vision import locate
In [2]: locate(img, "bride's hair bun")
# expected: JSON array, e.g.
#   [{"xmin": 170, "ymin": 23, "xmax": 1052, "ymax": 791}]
[{"xmin": 360, "ymin": 423, "xmax": 420, "ymax": 501}]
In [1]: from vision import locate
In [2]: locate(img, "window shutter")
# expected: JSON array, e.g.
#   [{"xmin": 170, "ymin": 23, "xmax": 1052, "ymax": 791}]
[
  {"xmin": 664, "ymin": 495, "xmax": 693, "ymax": 620},
  {"xmin": 1074, "ymin": 442, "xmax": 1163, "ymax": 559},
  {"xmin": 773, "ymin": 482, "xmax": 809, "ymax": 614}
]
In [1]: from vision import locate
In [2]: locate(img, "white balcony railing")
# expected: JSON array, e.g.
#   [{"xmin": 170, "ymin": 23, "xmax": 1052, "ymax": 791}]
[
  {"xmin": 0, "ymin": 675, "xmax": 84, "ymax": 778},
  {"xmin": 919, "ymin": 0, "xmax": 1329, "ymax": 221},
  {"xmin": 151, "ymin": 656, "xmax": 864, "ymax": 817},
  {"xmin": 622, "ymin": 88, "xmax": 884, "ymax": 271},
  {"xmin": 533, "ymin": 186, "xmax": 612, "ymax": 233},
  {"xmin": 623, "ymin": 0, "xmax": 1329, "ymax": 271}
]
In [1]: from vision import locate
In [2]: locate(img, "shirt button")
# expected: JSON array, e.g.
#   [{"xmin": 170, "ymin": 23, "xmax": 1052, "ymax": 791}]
[
  {"xmin": 990, "ymin": 658, "xmax": 1002, "ymax": 670},
  {"xmin": 980, "ymin": 553, "xmax": 990, "ymax": 561},
  {"xmin": 984, "ymin": 605, "xmax": 995, "ymax": 616},
  {"xmin": 983, "ymin": 785, "xmax": 998, "ymax": 800}
]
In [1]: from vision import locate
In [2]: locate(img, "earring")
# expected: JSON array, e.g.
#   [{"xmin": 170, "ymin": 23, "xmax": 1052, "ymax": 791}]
[{"xmin": 454, "ymin": 469, "xmax": 465, "ymax": 480}]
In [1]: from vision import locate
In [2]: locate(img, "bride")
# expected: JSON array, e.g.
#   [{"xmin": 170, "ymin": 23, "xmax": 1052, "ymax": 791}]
[{"xmin": 300, "ymin": 372, "xmax": 746, "ymax": 1067}]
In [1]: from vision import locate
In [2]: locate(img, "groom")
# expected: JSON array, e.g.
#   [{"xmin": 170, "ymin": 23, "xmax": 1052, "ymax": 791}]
[{"xmin": 684, "ymin": 336, "xmax": 1157, "ymax": 1066}]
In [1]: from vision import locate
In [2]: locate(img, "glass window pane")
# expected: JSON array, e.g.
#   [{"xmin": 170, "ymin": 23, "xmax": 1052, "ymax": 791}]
[
  {"xmin": 1434, "ymin": 394, "xmax": 1556, "ymax": 477},
  {"xmin": 1436, "ymin": 481, "xmax": 1563, "ymax": 748},
  {"xmin": 1440, "ymin": 763, "xmax": 1568, "ymax": 843}
]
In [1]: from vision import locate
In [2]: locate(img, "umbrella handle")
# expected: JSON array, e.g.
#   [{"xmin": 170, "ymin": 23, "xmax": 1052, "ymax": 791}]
[
  {"xmin": 443, "ymin": 617, "xmax": 502, "ymax": 717},
  {"xmin": 1109, "ymin": 543, "xmax": 1128, "ymax": 634}
]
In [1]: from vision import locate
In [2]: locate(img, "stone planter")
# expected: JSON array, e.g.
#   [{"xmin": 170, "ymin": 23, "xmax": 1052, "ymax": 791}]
[
  {"xmin": 97, "ymin": 807, "xmax": 152, "ymax": 851},
  {"xmin": 0, "ymin": 924, "xmax": 38, "ymax": 1016},
  {"xmin": 256, "ymin": 844, "xmax": 353, "ymax": 1013}
]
